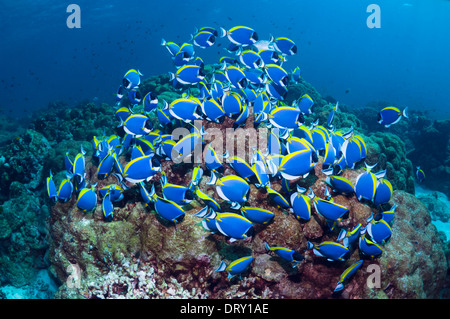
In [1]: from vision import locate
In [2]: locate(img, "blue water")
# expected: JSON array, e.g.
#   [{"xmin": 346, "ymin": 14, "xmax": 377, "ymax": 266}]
[{"xmin": 1, "ymin": 0, "xmax": 449, "ymax": 119}]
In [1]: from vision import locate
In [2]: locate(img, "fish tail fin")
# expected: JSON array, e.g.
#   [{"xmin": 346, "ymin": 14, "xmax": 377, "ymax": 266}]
[
  {"xmin": 168, "ymin": 72, "xmax": 175, "ymax": 81},
  {"xmin": 307, "ymin": 187, "xmax": 315, "ymax": 199},
  {"xmin": 337, "ymin": 229, "xmax": 347, "ymax": 241},
  {"xmin": 269, "ymin": 34, "xmax": 275, "ymax": 44},
  {"xmin": 215, "ymin": 260, "xmax": 227, "ymax": 272},
  {"xmin": 322, "ymin": 167, "xmax": 333, "ymax": 176},
  {"xmin": 218, "ymin": 27, "xmax": 227, "ymax": 38},
  {"xmin": 306, "ymin": 241, "xmax": 314, "ymax": 250},
  {"xmin": 403, "ymin": 107, "xmax": 409, "ymax": 118},
  {"xmin": 161, "ymin": 38, "xmax": 166, "ymax": 46},
  {"xmin": 206, "ymin": 172, "xmax": 218, "ymax": 185},
  {"xmin": 264, "ymin": 241, "xmax": 271, "ymax": 252},
  {"xmin": 162, "ymin": 99, "xmax": 169, "ymax": 110},
  {"xmin": 334, "ymin": 283, "xmax": 344, "ymax": 293},
  {"xmin": 194, "ymin": 206, "xmax": 210, "ymax": 218},
  {"xmin": 364, "ymin": 161, "xmax": 377, "ymax": 172},
  {"xmin": 296, "ymin": 185, "xmax": 307, "ymax": 193}
]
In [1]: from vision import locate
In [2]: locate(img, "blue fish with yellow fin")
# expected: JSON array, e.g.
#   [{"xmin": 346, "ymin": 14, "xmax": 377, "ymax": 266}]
[
  {"xmin": 215, "ymin": 256, "xmax": 253, "ymax": 279},
  {"xmin": 241, "ymin": 206, "xmax": 274, "ymax": 225},
  {"xmin": 214, "ymin": 212, "xmax": 254, "ymax": 242},
  {"xmin": 264, "ymin": 241, "xmax": 304, "ymax": 268},
  {"xmin": 307, "ymin": 241, "xmax": 349, "ymax": 261},
  {"xmin": 208, "ymin": 173, "xmax": 250, "ymax": 210},
  {"xmin": 76, "ymin": 183, "xmax": 98, "ymax": 213},
  {"xmin": 334, "ymin": 260, "xmax": 364, "ymax": 293},
  {"xmin": 378, "ymin": 106, "xmax": 408, "ymax": 127},
  {"xmin": 46, "ymin": 170, "xmax": 57, "ymax": 203}
]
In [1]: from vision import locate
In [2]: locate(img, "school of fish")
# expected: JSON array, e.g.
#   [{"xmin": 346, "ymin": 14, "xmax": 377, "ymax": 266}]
[{"xmin": 45, "ymin": 25, "xmax": 416, "ymax": 294}]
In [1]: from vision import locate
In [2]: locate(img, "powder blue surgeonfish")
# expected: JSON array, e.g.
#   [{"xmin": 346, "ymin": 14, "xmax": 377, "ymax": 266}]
[
  {"xmin": 57, "ymin": 175, "xmax": 73, "ymax": 202},
  {"xmin": 143, "ymin": 91, "xmax": 158, "ymax": 113},
  {"xmin": 152, "ymin": 192, "xmax": 186, "ymax": 224},
  {"xmin": 278, "ymin": 149, "xmax": 315, "ymax": 180},
  {"xmin": 46, "ymin": 170, "xmax": 57, "ymax": 203},
  {"xmin": 160, "ymin": 172, "xmax": 192, "ymax": 205},
  {"xmin": 268, "ymin": 106, "xmax": 301, "ymax": 130},
  {"xmin": 122, "ymin": 69, "xmax": 142, "ymax": 89},
  {"xmin": 264, "ymin": 64, "xmax": 289, "ymax": 87},
  {"xmin": 237, "ymin": 49, "xmax": 264, "ymax": 69},
  {"xmin": 195, "ymin": 188, "xmax": 221, "ymax": 212},
  {"xmin": 220, "ymin": 26, "xmax": 258, "ymax": 46},
  {"xmin": 191, "ymin": 31, "xmax": 216, "ymax": 48},
  {"xmin": 76, "ymin": 183, "xmax": 98, "ymax": 213},
  {"xmin": 337, "ymin": 223, "xmax": 362, "ymax": 247},
  {"xmin": 214, "ymin": 212, "xmax": 254, "ymax": 242},
  {"xmin": 270, "ymin": 36, "xmax": 297, "ymax": 56},
  {"xmin": 169, "ymin": 64, "xmax": 205, "ymax": 85},
  {"xmin": 123, "ymin": 154, "xmax": 161, "ymax": 183},
  {"xmin": 120, "ymin": 113, "xmax": 153, "ymax": 137},
  {"xmin": 355, "ymin": 162, "xmax": 380, "ymax": 202},
  {"xmin": 208, "ymin": 174, "xmax": 250, "ymax": 209},
  {"xmin": 266, "ymin": 186, "xmax": 290, "ymax": 209},
  {"xmin": 334, "ymin": 260, "xmax": 364, "ymax": 293},
  {"xmin": 228, "ymin": 156, "xmax": 255, "ymax": 180},
  {"xmin": 290, "ymin": 186, "xmax": 313, "ymax": 222},
  {"xmin": 102, "ymin": 191, "xmax": 114, "ymax": 222},
  {"xmin": 311, "ymin": 188, "xmax": 350, "ymax": 222},
  {"xmin": 358, "ymin": 234, "xmax": 383, "ymax": 258},
  {"xmin": 222, "ymin": 64, "xmax": 248, "ymax": 90},
  {"xmin": 323, "ymin": 171, "xmax": 355, "ymax": 196},
  {"xmin": 373, "ymin": 178, "xmax": 393, "ymax": 206},
  {"xmin": 264, "ymin": 241, "xmax": 304, "ymax": 268},
  {"xmin": 200, "ymin": 98, "xmax": 226, "ymax": 123},
  {"xmin": 165, "ymin": 98, "xmax": 202, "ymax": 123},
  {"xmin": 364, "ymin": 215, "xmax": 392, "ymax": 245},
  {"xmin": 241, "ymin": 206, "xmax": 274, "ymax": 225},
  {"xmin": 377, "ymin": 106, "xmax": 408, "ymax": 127},
  {"xmin": 416, "ymin": 166, "xmax": 425, "ymax": 183},
  {"xmin": 296, "ymin": 94, "xmax": 314, "ymax": 115},
  {"xmin": 72, "ymin": 145, "xmax": 86, "ymax": 183},
  {"xmin": 380, "ymin": 204, "xmax": 397, "ymax": 224},
  {"xmin": 307, "ymin": 241, "xmax": 350, "ymax": 261},
  {"xmin": 161, "ymin": 39, "xmax": 180, "ymax": 56},
  {"xmin": 215, "ymin": 256, "xmax": 253, "ymax": 279}
]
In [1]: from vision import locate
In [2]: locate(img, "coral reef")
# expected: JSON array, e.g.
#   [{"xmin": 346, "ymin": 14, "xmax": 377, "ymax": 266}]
[{"xmin": 48, "ymin": 155, "xmax": 446, "ymax": 299}]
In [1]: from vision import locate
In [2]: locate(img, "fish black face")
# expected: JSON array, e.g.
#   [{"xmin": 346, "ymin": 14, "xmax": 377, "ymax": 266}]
[
  {"xmin": 291, "ymin": 45, "xmax": 298, "ymax": 54},
  {"xmin": 272, "ymin": 51, "xmax": 279, "ymax": 62},
  {"xmin": 150, "ymin": 92, "xmax": 157, "ymax": 100},
  {"xmin": 122, "ymin": 78, "xmax": 130, "ymax": 88},
  {"xmin": 144, "ymin": 119, "xmax": 153, "ymax": 131},
  {"xmin": 238, "ymin": 78, "xmax": 248, "ymax": 89},
  {"xmin": 377, "ymin": 113, "xmax": 382, "ymax": 122},
  {"xmin": 252, "ymin": 32, "xmax": 259, "ymax": 42},
  {"xmin": 292, "ymin": 252, "xmax": 305, "ymax": 262},
  {"xmin": 185, "ymin": 189, "xmax": 195, "ymax": 201},
  {"xmin": 209, "ymin": 34, "xmax": 216, "ymax": 44},
  {"xmin": 135, "ymin": 91, "xmax": 142, "ymax": 100},
  {"xmin": 312, "ymin": 151, "xmax": 319, "ymax": 163},
  {"xmin": 298, "ymin": 113, "xmax": 305, "ymax": 124},
  {"xmin": 151, "ymin": 157, "xmax": 161, "ymax": 168},
  {"xmin": 199, "ymin": 68, "xmax": 206, "ymax": 78},
  {"xmin": 246, "ymin": 226, "xmax": 255, "ymax": 238},
  {"xmin": 281, "ymin": 76, "xmax": 289, "ymax": 87}
]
